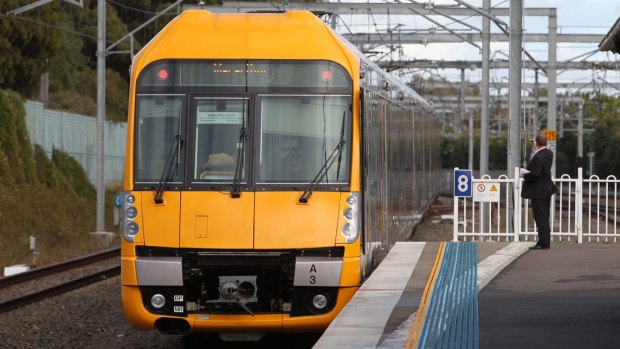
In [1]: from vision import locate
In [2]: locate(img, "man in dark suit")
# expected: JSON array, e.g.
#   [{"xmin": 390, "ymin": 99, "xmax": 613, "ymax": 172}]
[{"xmin": 521, "ymin": 134, "xmax": 555, "ymax": 250}]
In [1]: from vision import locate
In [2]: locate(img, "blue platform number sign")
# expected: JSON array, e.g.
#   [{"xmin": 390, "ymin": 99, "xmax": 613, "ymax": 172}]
[{"xmin": 454, "ymin": 169, "xmax": 472, "ymax": 197}]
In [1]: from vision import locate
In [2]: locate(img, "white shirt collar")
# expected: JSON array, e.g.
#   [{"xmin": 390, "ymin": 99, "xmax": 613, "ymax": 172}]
[{"xmin": 534, "ymin": 146, "xmax": 547, "ymax": 154}]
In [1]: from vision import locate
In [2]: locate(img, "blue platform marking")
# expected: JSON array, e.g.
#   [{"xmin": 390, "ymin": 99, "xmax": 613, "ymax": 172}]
[{"xmin": 417, "ymin": 242, "xmax": 479, "ymax": 349}]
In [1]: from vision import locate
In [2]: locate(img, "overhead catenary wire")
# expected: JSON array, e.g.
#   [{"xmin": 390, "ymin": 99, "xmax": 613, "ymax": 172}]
[
  {"xmin": 0, "ymin": 13, "xmax": 97, "ymax": 40},
  {"xmin": 106, "ymin": 0, "xmax": 175, "ymax": 16}
]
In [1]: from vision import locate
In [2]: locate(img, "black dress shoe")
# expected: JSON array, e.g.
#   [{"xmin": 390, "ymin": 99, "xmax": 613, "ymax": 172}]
[{"xmin": 529, "ymin": 245, "xmax": 550, "ymax": 250}]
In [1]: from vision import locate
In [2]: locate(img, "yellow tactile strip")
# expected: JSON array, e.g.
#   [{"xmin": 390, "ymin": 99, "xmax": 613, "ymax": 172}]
[{"xmin": 405, "ymin": 241, "xmax": 446, "ymax": 349}]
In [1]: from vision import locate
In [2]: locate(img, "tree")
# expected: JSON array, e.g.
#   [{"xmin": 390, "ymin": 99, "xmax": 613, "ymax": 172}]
[
  {"xmin": 585, "ymin": 93, "xmax": 620, "ymax": 177},
  {"xmin": 0, "ymin": 1, "xmax": 61, "ymax": 97},
  {"xmin": 45, "ymin": 0, "xmax": 130, "ymax": 121}
]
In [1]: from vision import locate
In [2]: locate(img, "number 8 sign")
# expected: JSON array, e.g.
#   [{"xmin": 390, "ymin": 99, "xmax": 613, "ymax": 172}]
[{"xmin": 454, "ymin": 169, "xmax": 472, "ymax": 197}]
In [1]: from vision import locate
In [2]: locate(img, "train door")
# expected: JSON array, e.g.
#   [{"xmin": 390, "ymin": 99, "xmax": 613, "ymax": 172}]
[{"xmin": 179, "ymin": 96, "xmax": 254, "ymax": 249}]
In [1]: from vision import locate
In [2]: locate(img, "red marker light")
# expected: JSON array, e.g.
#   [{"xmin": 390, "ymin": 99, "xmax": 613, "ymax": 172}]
[
  {"xmin": 322, "ymin": 71, "xmax": 333, "ymax": 81},
  {"xmin": 158, "ymin": 69, "xmax": 169, "ymax": 80}
]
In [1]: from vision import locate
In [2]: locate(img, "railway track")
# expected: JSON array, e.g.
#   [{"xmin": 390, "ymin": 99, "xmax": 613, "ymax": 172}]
[{"xmin": 0, "ymin": 247, "xmax": 120, "ymax": 313}]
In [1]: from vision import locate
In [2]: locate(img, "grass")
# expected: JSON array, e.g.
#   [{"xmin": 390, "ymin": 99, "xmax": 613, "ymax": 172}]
[
  {"xmin": 0, "ymin": 186, "xmax": 118, "ymax": 270},
  {"xmin": 0, "ymin": 89, "xmax": 119, "ymax": 271}
]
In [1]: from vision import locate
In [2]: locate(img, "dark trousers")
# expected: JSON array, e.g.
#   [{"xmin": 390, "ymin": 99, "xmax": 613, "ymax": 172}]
[{"xmin": 531, "ymin": 198, "xmax": 551, "ymax": 247}]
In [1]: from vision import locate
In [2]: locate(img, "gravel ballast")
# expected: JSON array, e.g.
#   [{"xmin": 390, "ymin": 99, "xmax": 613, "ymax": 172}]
[{"xmin": 0, "ymin": 277, "xmax": 182, "ymax": 349}]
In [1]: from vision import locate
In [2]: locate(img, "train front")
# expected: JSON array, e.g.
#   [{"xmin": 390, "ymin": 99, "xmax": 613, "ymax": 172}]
[{"xmin": 120, "ymin": 10, "xmax": 361, "ymax": 336}]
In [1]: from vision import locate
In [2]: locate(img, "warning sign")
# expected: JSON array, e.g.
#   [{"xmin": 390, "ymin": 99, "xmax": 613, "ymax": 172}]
[
  {"xmin": 544, "ymin": 129, "xmax": 557, "ymax": 142},
  {"xmin": 473, "ymin": 182, "xmax": 500, "ymax": 202}
]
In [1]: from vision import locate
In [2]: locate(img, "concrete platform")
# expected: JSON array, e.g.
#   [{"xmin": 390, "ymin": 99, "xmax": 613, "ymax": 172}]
[
  {"xmin": 479, "ymin": 243, "xmax": 620, "ymax": 349},
  {"xmin": 315, "ymin": 241, "xmax": 533, "ymax": 349}
]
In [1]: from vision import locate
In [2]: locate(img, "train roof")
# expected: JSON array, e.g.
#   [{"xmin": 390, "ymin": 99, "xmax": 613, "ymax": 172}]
[{"xmin": 133, "ymin": 10, "xmax": 358, "ymax": 78}]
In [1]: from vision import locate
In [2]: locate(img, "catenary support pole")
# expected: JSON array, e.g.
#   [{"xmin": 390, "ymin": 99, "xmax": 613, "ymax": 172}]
[
  {"xmin": 459, "ymin": 68, "xmax": 465, "ymax": 139},
  {"xmin": 96, "ymin": 0, "xmax": 106, "ymax": 232},
  {"xmin": 480, "ymin": 0, "xmax": 490, "ymax": 177},
  {"xmin": 577, "ymin": 101, "xmax": 584, "ymax": 169},
  {"xmin": 508, "ymin": 0, "xmax": 522, "ymax": 174},
  {"xmin": 559, "ymin": 98, "xmax": 564, "ymax": 137},
  {"xmin": 480, "ymin": 0, "xmax": 490, "ymax": 233},
  {"xmin": 469, "ymin": 108, "xmax": 474, "ymax": 170},
  {"xmin": 533, "ymin": 68, "xmax": 539, "ymax": 138},
  {"xmin": 508, "ymin": 0, "xmax": 523, "ymax": 233},
  {"xmin": 548, "ymin": 10, "xmax": 558, "ymax": 178}
]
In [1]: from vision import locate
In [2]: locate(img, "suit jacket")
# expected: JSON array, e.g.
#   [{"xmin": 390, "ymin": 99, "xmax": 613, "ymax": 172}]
[{"xmin": 521, "ymin": 148, "xmax": 554, "ymax": 200}]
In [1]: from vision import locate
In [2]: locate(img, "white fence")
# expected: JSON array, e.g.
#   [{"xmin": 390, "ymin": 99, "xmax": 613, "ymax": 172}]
[
  {"xmin": 24, "ymin": 101, "xmax": 127, "ymax": 185},
  {"xmin": 453, "ymin": 168, "xmax": 620, "ymax": 243}
]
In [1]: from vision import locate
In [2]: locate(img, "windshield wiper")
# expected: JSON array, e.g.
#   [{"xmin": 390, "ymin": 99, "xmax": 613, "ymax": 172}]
[
  {"xmin": 336, "ymin": 111, "xmax": 346, "ymax": 181},
  {"xmin": 299, "ymin": 110, "xmax": 347, "ymax": 204},
  {"xmin": 154, "ymin": 134, "xmax": 182, "ymax": 204},
  {"xmin": 298, "ymin": 138, "xmax": 346, "ymax": 204},
  {"xmin": 154, "ymin": 103, "xmax": 183, "ymax": 204},
  {"xmin": 231, "ymin": 102, "xmax": 247, "ymax": 198},
  {"xmin": 231, "ymin": 125, "xmax": 247, "ymax": 198}
]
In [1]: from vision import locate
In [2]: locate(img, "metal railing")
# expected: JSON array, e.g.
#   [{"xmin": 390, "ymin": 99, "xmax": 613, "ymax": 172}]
[{"xmin": 453, "ymin": 168, "xmax": 620, "ymax": 243}]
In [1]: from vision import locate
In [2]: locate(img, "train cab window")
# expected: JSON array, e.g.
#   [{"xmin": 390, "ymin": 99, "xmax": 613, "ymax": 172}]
[
  {"xmin": 257, "ymin": 95, "xmax": 351, "ymax": 184},
  {"xmin": 134, "ymin": 95, "xmax": 185, "ymax": 182},
  {"xmin": 192, "ymin": 98, "xmax": 249, "ymax": 183}
]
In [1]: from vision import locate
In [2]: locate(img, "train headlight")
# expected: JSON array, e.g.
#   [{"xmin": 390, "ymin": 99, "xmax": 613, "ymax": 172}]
[
  {"xmin": 341, "ymin": 223, "xmax": 351, "ymax": 235},
  {"xmin": 151, "ymin": 294, "xmax": 166, "ymax": 309},
  {"xmin": 119, "ymin": 192, "xmax": 139, "ymax": 242},
  {"xmin": 125, "ymin": 222, "xmax": 139, "ymax": 237},
  {"xmin": 343, "ymin": 207, "xmax": 353, "ymax": 220},
  {"xmin": 126, "ymin": 194, "xmax": 136, "ymax": 204},
  {"xmin": 346, "ymin": 195, "xmax": 357, "ymax": 206},
  {"xmin": 341, "ymin": 193, "xmax": 361, "ymax": 243},
  {"xmin": 126, "ymin": 206, "xmax": 138, "ymax": 219},
  {"xmin": 312, "ymin": 294, "xmax": 328, "ymax": 310}
]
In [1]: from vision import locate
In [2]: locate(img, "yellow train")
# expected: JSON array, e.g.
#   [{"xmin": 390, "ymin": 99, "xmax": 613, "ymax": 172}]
[{"xmin": 120, "ymin": 9, "xmax": 440, "ymax": 338}]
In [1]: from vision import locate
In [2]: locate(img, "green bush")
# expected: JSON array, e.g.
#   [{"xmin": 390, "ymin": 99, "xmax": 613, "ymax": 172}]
[
  {"xmin": 0, "ymin": 90, "xmax": 37, "ymax": 187},
  {"xmin": 441, "ymin": 136, "xmax": 508, "ymax": 171},
  {"xmin": 51, "ymin": 149, "xmax": 96, "ymax": 199},
  {"xmin": 34, "ymin": 145, "xmax": 71, "ymax": 191}
]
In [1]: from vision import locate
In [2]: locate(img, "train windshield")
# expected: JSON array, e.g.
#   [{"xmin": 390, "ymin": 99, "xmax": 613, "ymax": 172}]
[
  {"xmin": 134, "ymin": 60, "xmax": 353, "ymax": 189},
  {"xmin": 192, "ymin": 98, "xmax": 249, "ymax": 182},
  {"xmin": 134, "ymin": 95, "xmax": 185, "ymax": 182},
  {"xmin": 257, "ymin": 95, "xmax": 351, "ymax": 184}
]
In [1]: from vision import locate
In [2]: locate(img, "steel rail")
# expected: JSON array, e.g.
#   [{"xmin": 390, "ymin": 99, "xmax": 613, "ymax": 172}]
[
  {"xmin": 0, "ymin": 265, "xmax": 120, "ymax": 313},
  {"xmin": 0, "ymin": 247, "xmax": 120, "ymax": 289}
]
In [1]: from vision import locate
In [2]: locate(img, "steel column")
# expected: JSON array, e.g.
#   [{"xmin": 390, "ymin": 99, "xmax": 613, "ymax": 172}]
[
  {"xmin": 577, "ymin": 102, "xmax": 584, "ymax": 169},
  {"xmin": 458, "ymin": 68, "xmax": 465, "ymax": 139},
  {"xmin": 508, "ymin": 0, "xmax": 523, "ymax": 235},
  {"xmin": 508, "ymin": 0, "xmax": 522, "ymax": 176},
  {"xmin": 533, "ymin": 69, "xmax": 539, "ymax": 138},
  {"xmin": 479, "ymin": 0, "xmax": 491, "ymax": 234},
  {"xmin": 548, "ymin": 10, "xmax": 558, "ymax": 178},
  {"xmin": 96, "ymin": 0, "xmax": 106, "ymax": 232},
  {"xmin": 480, "ymin": 0, "xmax": 490, "ymax": 177}
]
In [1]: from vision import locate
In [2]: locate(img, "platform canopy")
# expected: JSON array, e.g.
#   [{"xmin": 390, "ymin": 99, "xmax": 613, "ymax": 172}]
[{"xmin": 599, "ymin": 17, "xmax": 620, "ymax": 53}]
